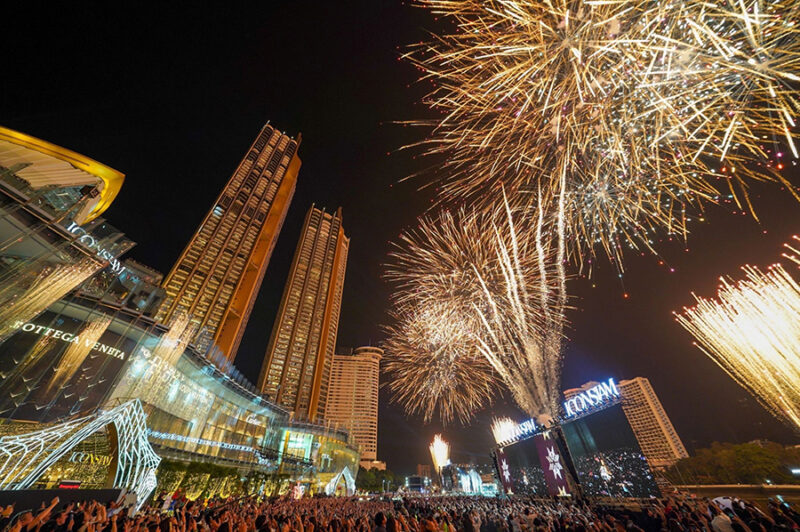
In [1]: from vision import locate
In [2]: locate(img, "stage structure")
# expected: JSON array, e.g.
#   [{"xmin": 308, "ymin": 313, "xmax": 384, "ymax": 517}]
[
  {"xmin": 492, "ymin": 377, "xmax": 662, "ymax": 499},
  {"xmin": 0, "ymin": 400, "xmax": 159, "ymax": 505}
]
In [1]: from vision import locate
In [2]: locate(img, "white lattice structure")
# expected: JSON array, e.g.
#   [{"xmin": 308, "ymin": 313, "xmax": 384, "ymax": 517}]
[
  {"xmin": 324, "ymin": 466, "xmax": 355, "ymax": 496},
  {"xmin": 0, "ymin": 400, "xmax": 159, "ymax": 504}
]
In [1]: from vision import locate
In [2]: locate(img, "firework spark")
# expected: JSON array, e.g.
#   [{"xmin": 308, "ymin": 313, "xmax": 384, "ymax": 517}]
[
  {"xmin": 406, "ymin": 0, "xmax": 800, "ymax": 266},
  {"xmin": 675, "ymin": 237, "xmax": 800, "ymax": 430},
  {"xmin": 491, "ymin": 417, "xmax": 519, "ymax": 445},
  {"xmin": 430, "ymin": 434, "xmax": 451, "ymax": 472}
]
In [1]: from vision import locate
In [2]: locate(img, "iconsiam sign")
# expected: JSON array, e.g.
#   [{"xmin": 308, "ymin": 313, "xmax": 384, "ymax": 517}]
[
  {"xmin": 562, "ymin": 378, "xmax": 620, "ymax": 418},
  {"xmin": 676, "ymin": 238, "xmax": 800, "ymax": 430},
  {"xmin": 491, "ymin": 417, "xmax": 538, "ymax": 446},
  {"xmin": 66, "ymin": 222, "xmax": 127, "ymax": 276}
]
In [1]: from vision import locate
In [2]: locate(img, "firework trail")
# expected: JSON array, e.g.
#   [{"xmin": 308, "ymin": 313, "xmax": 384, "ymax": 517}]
[
  {"xmin": 472, "ymin": 194, "xmax": 566, "ymax": 419},
  {"xmin": 675, "ymin": 236, "xmax": 800, "ymax": 430}
]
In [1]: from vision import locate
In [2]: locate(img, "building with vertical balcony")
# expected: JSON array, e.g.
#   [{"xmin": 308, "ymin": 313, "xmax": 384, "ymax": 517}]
[
  {"xmin": 325, "ymin": 346, "xmax": 381, "ymax": 468},
  {"xmin": 257, "ymin": 206, "xmax": 349, "ymax": 421},
  {"xmin": 156, "ymin": 124, "xmax": 300, "ymax": 360},
  {"xmin": 617, "ymin": 377, "xmax": 689, "ymax": 468}
]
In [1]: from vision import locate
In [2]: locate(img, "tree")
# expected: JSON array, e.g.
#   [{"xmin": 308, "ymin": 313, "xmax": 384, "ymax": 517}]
[
  {"xmin": 356, "ymin": 466, "xmax": 396, "ymax": 492},
  {"xmin": 665, "ymin": 441, "xmax": 800, "ymax": 485}
]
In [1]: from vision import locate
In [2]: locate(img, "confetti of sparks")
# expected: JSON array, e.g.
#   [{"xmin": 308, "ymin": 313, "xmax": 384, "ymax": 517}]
[
  {"xmin": 430, "ymin": 434, "xmax": 451, "ymax": 471},
  {"xmin": 405, "ymin": 0, "xmax": 800, "ymax": 267},
  {"xmin": 384, "ymin": 196, "xmax": 567, "ymax": 421},
  {"xmin": 675, "ymin": 236, "xmax": 800, "ymax": 430}
]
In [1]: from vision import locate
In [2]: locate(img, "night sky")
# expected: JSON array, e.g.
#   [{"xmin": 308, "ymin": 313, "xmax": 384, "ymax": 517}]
[{"xmin": 2, "ymin": 3, "xmax": 798, "ymax": 476}]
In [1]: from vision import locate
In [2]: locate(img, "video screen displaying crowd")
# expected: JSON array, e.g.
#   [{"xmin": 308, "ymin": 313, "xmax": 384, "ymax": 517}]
[
  {"xmin": 570, "ymin": 449, "xmax": 659, "ymax": 499},
  {"xmin": 2, "ymin": 492, "xmax": 799, "ymax": 532}
]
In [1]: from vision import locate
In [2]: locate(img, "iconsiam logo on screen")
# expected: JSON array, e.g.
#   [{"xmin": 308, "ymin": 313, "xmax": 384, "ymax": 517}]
[
  {"xmin": 563, "ymin": 378, "xmax": 620, "ymax": 418},
  {"xmin": 516, "ymin": 419, "xmax": 537, "ymax": 438}
]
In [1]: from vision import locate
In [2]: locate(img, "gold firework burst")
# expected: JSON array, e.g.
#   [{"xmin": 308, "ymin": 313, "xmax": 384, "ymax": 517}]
[
  {"xmin": 384, "ymin": 197, "xmax": 567, "ymax": 420},
  {"xmin": 406, "ymin": 0, "xmax": 800, "ymax": 266}
]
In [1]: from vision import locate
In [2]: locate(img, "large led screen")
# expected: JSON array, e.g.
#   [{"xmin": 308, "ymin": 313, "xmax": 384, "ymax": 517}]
[
  {"xmin": 495, "ymin": 436, "xmax": 548, "ymax": 496},
  {"xmin": 562, "ymin": 404, "xmax": 660, "ymax": 498}
]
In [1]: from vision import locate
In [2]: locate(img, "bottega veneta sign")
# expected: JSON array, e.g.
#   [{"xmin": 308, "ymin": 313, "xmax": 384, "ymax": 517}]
[{"xmin": 12, "ymin": 321, "xmax": 126, "ymax": 360}]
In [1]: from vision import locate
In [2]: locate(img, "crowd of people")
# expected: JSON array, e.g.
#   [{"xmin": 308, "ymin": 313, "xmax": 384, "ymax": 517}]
[{"xmin": 2, "ymin": 492, "xmax": 800, "ymax": 532}]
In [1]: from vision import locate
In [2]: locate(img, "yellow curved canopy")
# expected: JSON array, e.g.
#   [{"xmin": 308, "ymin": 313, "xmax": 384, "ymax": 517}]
[{"xmin": 0, "ymin": 126, "xmax": 124, "ymax": 222}]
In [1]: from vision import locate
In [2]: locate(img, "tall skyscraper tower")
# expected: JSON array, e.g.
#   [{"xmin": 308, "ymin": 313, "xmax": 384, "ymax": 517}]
[
  {"xmin": 157, "ymin": 124, "xmax": 300, "ymax": 359},
  {"xmin": 325, "ymin": 346, "xmax": 382, "ymax": 467},
  {"xmin": 257, "ymin": 206, "xmax": 349, "ymax": 420},
  {"xmin": 617, "ymin": 377, "xmax": 689, "ymax": 468}
]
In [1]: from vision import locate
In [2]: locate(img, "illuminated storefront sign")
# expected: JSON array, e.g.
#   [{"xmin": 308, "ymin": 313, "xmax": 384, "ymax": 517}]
[
  {"xmin": 563, "ymin": 378, "xmax": 620, "ymax": 418},
  {"xmin": 66, "ymin": 222, "xmax": 126, "ymax": 275},
  {"xmin": 68, "ymin": 451, "xmax": 113, "ymax": 466},
  {"xmin": 515, "ymin": 419, "xmax": 537, "ymax": 438},
  {"xmin": 147, "ymin": 430, "xmax": 255, "ymax": 453},
  {"xmin": 495, "ymin": 418, "xmax": 538, "ymax": 446},
  {"xmin": 132, "ymin": 347, "xmax": 213, "ymax": 407},
  {"xmin": 11, "ymin": 321, "xmax": 126, "ymax": 359}
]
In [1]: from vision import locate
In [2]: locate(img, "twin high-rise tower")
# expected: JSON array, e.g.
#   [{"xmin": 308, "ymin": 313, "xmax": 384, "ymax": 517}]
[
  {"xmin": 157, "ymin": 124, "xmax": 301, "ymax": 358},
  {"xmin": 258, "ymin": 207, "xmax": 349, "ymax": 420},
  {"xmin": 158, "ymin": 123, "xmax": 348, "ymax": 421}
]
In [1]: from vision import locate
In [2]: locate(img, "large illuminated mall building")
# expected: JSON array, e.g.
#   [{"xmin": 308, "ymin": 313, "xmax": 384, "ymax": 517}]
[{"xmin": 0, "ymin": 126, "xmax": 359, "ymax": 502}]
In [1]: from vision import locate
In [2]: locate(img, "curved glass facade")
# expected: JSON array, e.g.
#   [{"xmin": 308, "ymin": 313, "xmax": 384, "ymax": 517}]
[
  {"xmin": 0, "ymin": 292, "xmax": 359, "ymax": 487},
  {"xmin": 0, "ymin": 126, "xmax": 359, "ymax": 495}
]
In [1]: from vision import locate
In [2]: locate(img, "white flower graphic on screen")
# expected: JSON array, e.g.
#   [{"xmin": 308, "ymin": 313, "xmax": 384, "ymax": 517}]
[
  {"xmin": 546, "ymin": 446, "xmax": 563, "ymax": 480},
  {"xmin": 501, "ymin": 459, "xmax": 511, "ymax": 482}
]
